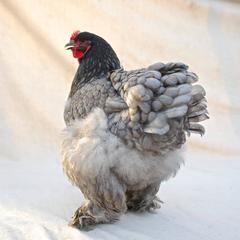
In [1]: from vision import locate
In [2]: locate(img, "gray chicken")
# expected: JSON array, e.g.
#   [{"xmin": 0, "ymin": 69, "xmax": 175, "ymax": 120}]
[{"xmin": 62, "ymin": 31, "xmax": 208, "ymax": 229}]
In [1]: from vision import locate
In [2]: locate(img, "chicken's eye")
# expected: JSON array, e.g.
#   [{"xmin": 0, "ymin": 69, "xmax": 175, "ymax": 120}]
[{"xmin": 78, "ymin": 40, "xmax": 91, "ymax": 52}]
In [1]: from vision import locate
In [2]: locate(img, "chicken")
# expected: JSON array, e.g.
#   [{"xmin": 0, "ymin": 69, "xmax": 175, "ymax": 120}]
[{"xmin": 62, "ymin": 31, "xmax": 208, "ymax": 230}]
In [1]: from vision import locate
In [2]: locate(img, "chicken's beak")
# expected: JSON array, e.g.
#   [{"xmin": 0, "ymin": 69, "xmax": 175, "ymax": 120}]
[{"xmin": 65, "ymin": 41, "xmax": 74, "ymax": 50}]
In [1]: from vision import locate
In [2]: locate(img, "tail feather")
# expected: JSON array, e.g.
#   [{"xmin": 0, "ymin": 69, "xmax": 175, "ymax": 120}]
[
  {"xmin": 190, "ymin": 85, "xmax": 206, "ymax": 103},
  {"xmin": 188, "ymin": 114, "xmax": 209, "ymax": 123},
  {"xmin": 188, "ymin": 123, "xmax": 205, "ymax": 136},
  {"xmin": 188, "ymin": 102, "xmax": 207, "ymax": 114},
  {"xmin": 186, "ymin": 84, "xmax": 209, "ymax": 135}
]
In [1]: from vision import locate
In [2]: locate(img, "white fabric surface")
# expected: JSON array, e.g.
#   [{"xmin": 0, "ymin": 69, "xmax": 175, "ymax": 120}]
[{"xmin": 0, "ymin": 0, "xmax": 239, "ymax": 239}]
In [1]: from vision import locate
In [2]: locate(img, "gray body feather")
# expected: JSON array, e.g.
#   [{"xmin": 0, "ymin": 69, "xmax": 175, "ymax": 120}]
[
  {"xmin": 62, "ymin": 61, "xmax": 208, "ymax": 229},
  {"xmin": 64, "ymin": 62, "xmax": 208, "ymax": 154}
]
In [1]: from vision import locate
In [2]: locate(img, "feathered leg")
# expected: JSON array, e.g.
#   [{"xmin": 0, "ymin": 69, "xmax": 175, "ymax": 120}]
[
  {"xmin": 126, "ymin": 182, "xmax": 162, "ymax": 212},
  {"xmin": 69, "ymin": 173, "xmax": 127, "ymax": 230}
]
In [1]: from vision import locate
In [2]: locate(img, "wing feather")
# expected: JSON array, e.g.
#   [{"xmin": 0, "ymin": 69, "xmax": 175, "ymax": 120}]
[{"xmin": 109, "ymin": 62, "xmax": 208, "ymax": 153}]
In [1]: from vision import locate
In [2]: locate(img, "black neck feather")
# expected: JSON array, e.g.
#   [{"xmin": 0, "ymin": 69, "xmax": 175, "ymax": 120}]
[{"xmin": 69, "ymin": 35, "xmax": 121, "ymax": 97}]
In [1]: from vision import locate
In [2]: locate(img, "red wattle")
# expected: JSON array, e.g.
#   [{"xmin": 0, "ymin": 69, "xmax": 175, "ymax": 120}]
[
  {"xmin": 72, "ymin": 49, "xmax": 84, "ymax": 59},
  {"xmin": 72, "ymin": 44, "xmax": 91, "ymax": 59}
]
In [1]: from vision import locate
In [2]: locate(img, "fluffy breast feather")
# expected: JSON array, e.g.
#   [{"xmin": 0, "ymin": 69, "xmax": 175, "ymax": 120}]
[{"xmin": 62, "ymin": 108, "xmax": 184, "ymax": 191}]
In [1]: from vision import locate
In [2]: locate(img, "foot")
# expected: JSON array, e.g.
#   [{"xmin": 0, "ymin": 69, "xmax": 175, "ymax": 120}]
[
  {"xmin": 68, "ymin": 207, "xmax": 96, "ymax": 230},
  {"xmin": 146, "ymin": 196, "xmax": 163, "ymax": 212},
  {"xmin": 127, "ymin": 196, "xmax": 163, "ymax": 212}
]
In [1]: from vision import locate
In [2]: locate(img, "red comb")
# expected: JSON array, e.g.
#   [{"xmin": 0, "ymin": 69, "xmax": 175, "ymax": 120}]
[{"xmin": 70, "ymin": 30, "xmax": 80, "ymax": 41}]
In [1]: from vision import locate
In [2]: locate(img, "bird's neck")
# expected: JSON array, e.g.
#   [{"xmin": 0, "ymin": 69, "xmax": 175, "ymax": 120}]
[{"xmin": 69, "ymin": 48, "xmax": 121, "ymax": 97}]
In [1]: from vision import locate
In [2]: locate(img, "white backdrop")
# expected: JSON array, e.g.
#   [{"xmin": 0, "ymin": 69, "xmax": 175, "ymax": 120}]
[{"xmin": 0, "ymin": 0, "xmax": 239, "ymax": 239}]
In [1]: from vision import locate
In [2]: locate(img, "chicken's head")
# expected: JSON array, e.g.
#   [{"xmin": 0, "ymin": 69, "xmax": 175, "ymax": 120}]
[
  {"xmin": 65, "ymin": 30, "xmax": 92, "ymax": 59},
  {"xmin": 65, "ymin": 31, "xmax": 121, "ymax": 78}
]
